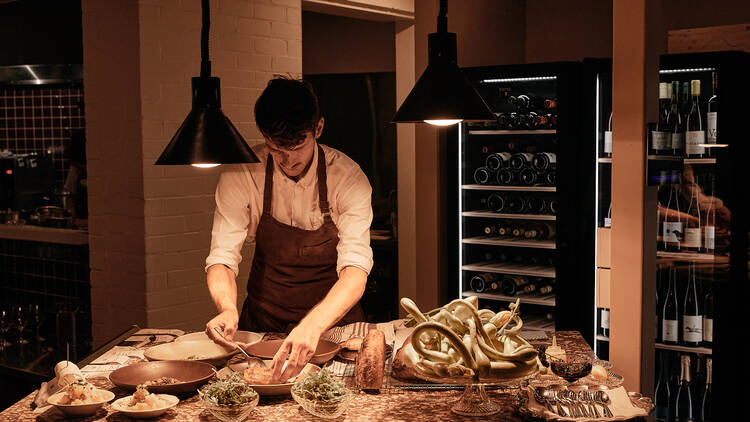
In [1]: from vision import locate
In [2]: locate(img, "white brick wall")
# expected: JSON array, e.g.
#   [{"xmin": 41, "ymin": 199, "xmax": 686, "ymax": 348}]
[{"xmin": 83, "ymin": 0, "xmax": 301, "ymax": 345}]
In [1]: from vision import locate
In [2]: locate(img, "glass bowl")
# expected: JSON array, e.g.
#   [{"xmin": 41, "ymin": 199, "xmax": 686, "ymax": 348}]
[
  {"xmin": 291, "ymin": 387, "xmax": 353, "ymax": 419},
  {"xmin": 199, "ymin": 388, "xmax": 259, "ymax": 422},
  {"xmin": 548, "ymin": 352, "xmax": 593, "ymax": 383}
]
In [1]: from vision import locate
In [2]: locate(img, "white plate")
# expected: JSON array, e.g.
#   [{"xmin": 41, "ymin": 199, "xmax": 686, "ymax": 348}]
[
  {"xmin": 175, "ymin": 330, "xmax": 263, "ymax": 346},
  {"xmin": 226, "ymin": 359, "xmax": 320, "ymax": 396},
  {"xmin": 111, "ymin": 394, "xmax": 179, "ymax": 418},
  {"xmin": 144, "ymin": 340, "xmax": 236, "ymax": 366},
  {"xmin": 47, "ymin": 389, "xmax": 115, "ymax": 418}
]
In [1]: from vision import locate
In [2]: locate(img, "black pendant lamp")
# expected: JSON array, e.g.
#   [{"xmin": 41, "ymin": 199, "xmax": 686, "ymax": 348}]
[
  {"xmin": 155, "ymin": 0, "xmax": 259, "ymax": 167},
  {"xmin": 393, "ymin": 0, "xmax": 494, "ymax": 126}
]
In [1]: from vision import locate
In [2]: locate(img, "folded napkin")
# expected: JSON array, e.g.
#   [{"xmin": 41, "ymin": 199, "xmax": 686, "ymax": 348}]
[
  {"xmin": 524, "ymin": 386, "xmax": 648, "ymax": 421},
  {"xmin": 32, "ymin": 361, "xmax": 84, "ymax": 411}
]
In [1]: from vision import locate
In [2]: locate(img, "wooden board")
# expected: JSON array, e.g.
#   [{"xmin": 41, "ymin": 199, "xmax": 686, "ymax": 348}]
[{"xmin": 668, "ymin": 23, "xmax": 750, "ymax": 54}]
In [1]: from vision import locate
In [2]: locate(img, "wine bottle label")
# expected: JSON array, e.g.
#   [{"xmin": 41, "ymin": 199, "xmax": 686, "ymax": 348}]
[
  {"xmin": 686, "ymin": 131, "xmax": 706, "ymax": 155},
  {"xmin": 600, "ymin": 309, "xmax": 610, "ymax": 329},
  {"xmin": 683, "ymin": 315, "xmax": 703, "ymax": 342},
  {"xmin": 604, "ymin": 131, "xmax": 612, "ymax": 154},
  {"xmin": 704, "ymin": 226, "xmax": 715, "ymax": 249},
  {"xmin": 663, "ymin": 222, "xmax": 683, "ymax": 242},
  {"xmin": 652, "ymin": 131, "xmax": 671, "ymax": 150},
  {"xmin": 684, "ymin": 227, "xmax": 701, "ymax": 248},
  {"xmin": 671, "ymin": 132, "xmax": 685, "ymax": 150},
  {"xmin": 662, "ymin": 319, "xmax": 678, "ymax": 342},
  {"xmin": 707, "ymin": 112, "xmax": 717, "ymax": 144},
  {"xmin": 703, "ymin": 318, "xmax": 713, "ymax": 342},
  {"xmin": 604, "ymin": 217, "xmax": 612, "ymax": 228}
]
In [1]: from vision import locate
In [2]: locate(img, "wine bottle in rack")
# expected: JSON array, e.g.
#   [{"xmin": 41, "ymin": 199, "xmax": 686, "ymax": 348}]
[
  {"xmin": 470, "ymin": 273, "xmax": 500, "ymax": 293},
  {"xmin": 485, "ymin": 152, "xmax": 511, "ymax": 172},
  {"xmin": 544, "ymin": 168, "xmax": 556, "ymax": 186},
  {"xmin": 686, "ymin": 79, "xmax": 705, "ymax": 158},
  {"xmin": 519, "ymin": 168, "xmax": 539, "ymax": 186},
  {"xmin": 538, "ymin": 284, "xmax": 553, "ymax": 294},
  {"xmin": 525, "ymin": 196, "xmax": 548, "ymax": 214},
  {"xmin": 701, "ymin": 358, "xmax": 712, "ymax": 422},
  {"xmin": 531, "ymin": 152, "xmax": 556, "ymax": 172},
  {"xmin": 706, "ymin": 73, "xmax": 718, "ymax": 153},
  {"xmin": 474, "ymin": 166, "xmax": 494, "ymax": 185},
  {"xmin": 505, "ymin": 195, "xmax": 527, "ymax": 214},
  {"xmin": 500, "ymin": 275, "xmax": 530, "ymax": 295},
  {"xmin": 669, "ymin": 81, "xmax": 685, "ymax": 156},
  {"xmin": 652, "ymin": 82, "xmax": 673, "ymax": 155},
  {"xmin": 600, "ymin": 307, "xmax": 610, "ymax": 337},
  {"xmin": 675, "ymin": 354, "xmax": 694, "ymax": 422},
  {"xmin": 487, "ymin": 193, "xmax": 505, "ymax": 212},
  {"xmin": 524, "ymin": 222, "xmax": 556, "ymax": 240},
  {"xmin": 482, "ymin": 251, "xmax": 510, "ymax": 263},
  {"xmin": 662, "ymin": 173, "xmax": 683, "ymax": 252},
  {"xmin": 548, "ymin": 198, "xmax": 558, "ymax": 215},
  {"xmin": 483, "ymin": 224, "xmax": 499, "ymax": 235},
  {"xmin": 684, "ymin": 183, "xmax": 702, "ymax": 252},
  {"xmin": 497, "ymin": 222, "xmax": 513, "ymax": 237},
  {"xmin": 702, "ymin": 174, "xmax": 716, "ymax": 254},
  {"xmin": 509, "ymin": 152, "xmax": 534, "ymax": 170},
  {"xmin": 703, "ymin": 282, "xmax": 713, "ymax": 348},
  {"xmin": 654, "ymin": 350, "xmax": 671, "ymax": 422},
  {"xmin": 682, "ymin": 263, "xmax": 703, "ymax": 347},
  {"xmin": 604, "ymin": 202, "xmax": 612, "ymax": 227},
  {"xmin": 662, "ymin": 267, "xmax": 679, "ymax": 345},
  {"xmin": 604, "ymin": 111, "xmax": 613, "ymax": 157},
  {"xmin": 523, "ymin": 283, "xmax": 538, "ymax": 294},
  {"xmin": 496, "ymin": 168, "xmax": 517, "ymax": 185},
  {"xmin": 511, "ymin": 224, "xmax": 527, "ymax": 238}
]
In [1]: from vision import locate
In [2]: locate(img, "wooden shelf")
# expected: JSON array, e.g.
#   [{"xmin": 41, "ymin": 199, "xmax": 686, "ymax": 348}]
[
  {"xmin": 647, "ymin": 155, "xmax": 717, "ymax": 164},
  {"xmin": 596, "ymin": 335, "xmax": 610, "ymax": 342},
  {"xmin": 468, "ymin": 129, "xmax": 556, "ymax": 135},
  {"xmin": 461, "ymin": 211, "xmax": 555, "ymax": 221},
  {"xmin": 462, "ymin": 290, "xmax": 556, "ymax": 307},
  {"xmin": 598, "ymin": 157, "xmax": 612, "ymax": 163},
  {"xmin": 462, "ymin": 184, "xmax": 556, "ymax": 192},
  {"xmin": 654, "ymin": 342, "xmax": 712, "ymax": 355},
  {"xmin": 462, "ymin": 261, "xmax": 555, "ymax": 278},
  {"xmin": 656, "ymin": 251, "xmax": 715, "ymax": 261},
  {"xmin": 462, "ymin": 236, "xmax": 556, "ymax": 249}
]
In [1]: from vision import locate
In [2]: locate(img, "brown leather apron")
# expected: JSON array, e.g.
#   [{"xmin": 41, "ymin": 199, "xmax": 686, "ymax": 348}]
[{"xmin": 239, "ymin": 145, "xmax": 364, "ymax": 333}]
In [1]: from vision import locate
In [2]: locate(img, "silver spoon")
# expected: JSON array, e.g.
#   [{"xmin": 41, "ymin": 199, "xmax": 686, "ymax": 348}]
[
  {"xmin": 533, "ymin": 387, "xmax": 553, "ymax": 413},
  {"xmin": 543, "ymin": 389, "xmax": 567, "ymax": 417},
  {"xmin": 212, "ymin": 327, "xmax": 268, "ymax": 368},
  {"xmin": 595, "ymin": 390, "xmax": 614, "ymax": 417},
  {"xmin": 579, "ymin": 390, "xmax": 600, "ymax": 418}
]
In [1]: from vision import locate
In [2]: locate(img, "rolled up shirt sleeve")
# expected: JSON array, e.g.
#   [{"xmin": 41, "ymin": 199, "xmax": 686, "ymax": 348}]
[
  {"xmin": 205, "ymin": 166, "xmax": 253, "ymax": 277},
  {"xmin": 334, "ymin": 167, "xmax": 374, "ymax": 275}
]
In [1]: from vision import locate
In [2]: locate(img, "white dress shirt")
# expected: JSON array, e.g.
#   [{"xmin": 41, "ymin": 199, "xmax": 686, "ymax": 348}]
[{"xmin": 205, "ymin": 143, "xmax": 374, "ymax": 277}]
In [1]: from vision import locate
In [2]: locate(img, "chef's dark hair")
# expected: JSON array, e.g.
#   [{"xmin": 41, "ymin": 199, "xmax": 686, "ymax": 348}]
[{"xmin": 254, "ymin": 76, "xmax": 320, "ymax": 149}]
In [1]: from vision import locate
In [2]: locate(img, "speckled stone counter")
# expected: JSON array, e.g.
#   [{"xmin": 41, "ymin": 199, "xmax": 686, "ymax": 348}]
[{"xmin": 0, "ymin": 330, "xmax": 641, "ymax": 421}]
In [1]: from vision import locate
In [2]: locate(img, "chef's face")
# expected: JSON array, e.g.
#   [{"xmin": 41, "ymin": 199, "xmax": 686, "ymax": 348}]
[{"xmin": 265, "ymin": 118, "xmax": 324, "ymax": 179}]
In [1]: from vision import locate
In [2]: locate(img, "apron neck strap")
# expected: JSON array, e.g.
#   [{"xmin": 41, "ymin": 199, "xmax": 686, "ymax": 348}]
[
  {"xmin": 262, "ymin": 154, "xmax": 274, "ymax": 215},
  {"xmin": 262, "ymin": 144, "xmax": 331, "ymax": 216}
]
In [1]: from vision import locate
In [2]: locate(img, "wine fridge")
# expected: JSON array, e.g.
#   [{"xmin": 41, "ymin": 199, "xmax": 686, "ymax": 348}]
[
  {"xmin": 449, "ymin": 61, "xmax": 594, "ymax": 342},
  {"xmin": 648, "ymin": 51, "xmax": 749, "ymax": 421}
]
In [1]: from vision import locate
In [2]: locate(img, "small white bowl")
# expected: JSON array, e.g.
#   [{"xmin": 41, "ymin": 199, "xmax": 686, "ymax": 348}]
[
  {"xmin": 111, "ymin": 394, "xmax": 179, "ymax": 419},
  {"xmin": 47, "ymin": 389, "xmax": 115, "ymax": 418}
]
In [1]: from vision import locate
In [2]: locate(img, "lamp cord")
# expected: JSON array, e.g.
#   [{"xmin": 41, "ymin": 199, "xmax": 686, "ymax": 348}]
[
  {"xmin": 437, "ymin": 0, "xmax": 447, "ymax": 34},
  {"xmin": 201, "ymin": 0, "xmax": 211, "ymax": 77}
]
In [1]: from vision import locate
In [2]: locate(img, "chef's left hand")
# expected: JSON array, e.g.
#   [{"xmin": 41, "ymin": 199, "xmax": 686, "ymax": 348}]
[{"xmin": 270, "ymin": 324, "xmax": 321, "ymax": 383}]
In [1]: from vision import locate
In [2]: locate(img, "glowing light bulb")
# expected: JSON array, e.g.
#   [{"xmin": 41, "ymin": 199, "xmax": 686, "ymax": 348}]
[
  {"xmin": 192, "ymin": 163, "xmax": 221, "ymax": 168},
  {"xmin": 424, "ymin": 119, "xmax": 462, "ymax": 126}
]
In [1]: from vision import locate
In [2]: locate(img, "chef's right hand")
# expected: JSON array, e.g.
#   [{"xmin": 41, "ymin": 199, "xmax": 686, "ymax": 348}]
[{"xmin": 205, "ymin": 309, "xmax": 239, "ymax": 348}]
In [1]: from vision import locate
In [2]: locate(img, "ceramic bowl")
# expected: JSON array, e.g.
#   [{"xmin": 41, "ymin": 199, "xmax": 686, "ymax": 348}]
[
  {"xmin": 110, "ymin": 394, "xmax": 179, "ymax": 419},
  {"xmin": 47, "ymin": 389, "xmax": 115, "ymax": 418},
  {"xmin": 109, "ymin": 360, "xmax": 216, "ymax": 395},
  {"xmin": 144, "ymin": 340, "xmax": 235, "ymax": 367}
]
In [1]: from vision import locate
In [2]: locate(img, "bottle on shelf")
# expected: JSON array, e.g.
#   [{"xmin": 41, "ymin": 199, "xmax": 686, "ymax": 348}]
[
  {"xmin": 470, "ymin": 273, "xmax": 500, "ymax": 293},
  {"xmin": 482, "ymin": 250, "xmax": 510, "ymax": 263},
  {"xmin": 654, "ymin": 350, "xmax": 671, "ymax": 422},
  {"xmin": 496, "ymin": 167, "xmax": 517, "ymax": 185},
  {"xmin": 524, "ymin": 222, "xmax": 556, "ymax": 240},
  {"xmin": 497, "ymin": 222, "xmax": 513, "ymax": 237},
  {"xmin": 600, "ymin": 307, "xmax": 610, "ymax": 337},
  {"xmin": 523, "ymin": 283, "xmax": 538, "ymax": 294},
  {"xmin": 686, "ymin": 79, "xmax": 705, "ymax": 158},
  {"xmin": 519, "ymin": 168, "xmax": 539, "ymax": 186},
  {"xmin": 505, "ymin": 195, "xmax": 527, "ymax": 214},
  {"xmin": 604, "ymin": 202, "xmax": 612, "ymax": 228},
  {"xmin": 604, "ymin": 111, "xmax": 613, "ymax": 157},
  {"xmin": 473, "ymin": 166, "xmax": 495, "ymax": 185},
  {"xmin": 500, "ymin": 275, "xmax": 530, "ymax": 295},
  {"xmin": 702, "ymin": 174, "xmax": 716, "ymax": 254},
  {"xmin": 538, "ymin": 284, "xmax": 553, "ymax": 294},
  {"xmin": 706, "ymin": 73, "xmax": 718, "ymax": 151},
  {"xmin": 682, "ymin": 263, "xmax": 703, "ymax": 347},
  {"xmin": 531, "ymin": 152, "xmax": 556, "ymax": 172},
  {"xmin": 548, "ymin": 198, "xmax": 558, "ymax": 215},
  {"xmin": 485, "ymin": 152, "xmax": 512, "ymax": 172},
  {"xmin": 661, "ymin": 266, "xmax": 679, "ymax": 345},
  {"xmin": 675, "ymin": 354, "xmax": 694, "ymax": 422},
  {"xmin": 669, "ymin": 81, "xmax": 685, "ymax": 157},
  {"xmin": 652, "ymin": 82, "xmax": 673, "ymax": 155},
  {"xmin": 483, "ymin": 224, "xmax": 500, "ymax": 235},
  {"xmin": 684, "ymin": 182, "xmax": 702, "ymax": 252},
  {"xmin": 544, "ymin": 168, "xmax": 556, "ymax": 186},
  {"xmin": 662, "ymin": 173, "xmax": 683, "ymax": 252},
  {"xmin": 703, "ymin": 282, "xmax": 713, "ymax": 348},
  {"xmin": 511, "ymin": 224, "xmax": 527, "ymax": 238},
  {"xmin": 509, "ymin": 152, "xmax": 534, "ymax": 170},
  {"xmin": 701, "ymin": 358, "xmax": 712, "ymax": 422},
  {"xmin": 525, "ymin": 196, "xmax": 548, "ymax": 214},
  {"xmin": 486, "ymin": 193, "xmax": 505, "ymax": 212}
]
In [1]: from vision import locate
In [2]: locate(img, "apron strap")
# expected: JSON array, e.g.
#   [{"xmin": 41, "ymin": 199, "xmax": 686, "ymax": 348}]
[
  {"xmin": 262, "ymin": 153, "xmax": 274, "ymax": 215},
  {"xmin": 316, "ymin": 145, "xmax": 331, "ymax": 217}
]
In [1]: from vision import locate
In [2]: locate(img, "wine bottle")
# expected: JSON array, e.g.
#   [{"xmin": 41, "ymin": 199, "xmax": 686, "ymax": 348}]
[
  {"xmin": 675, "ymin": 354, "xmax": 693, "ymax": 422},
  {"xmin": 523, "ymin": 283, "xmax": 538, "ymax": 294},
  {"xmin": 497, "ymin": 223, "xmax": 513, "ymax": 237},
  {"xmin": 526, "ymin": 196, "xmax": 548, "ymax": 214},
  {"xmin": 548, "ymin": 198, "xmax": 558, "ymax": 215},
  {"xmin": 662, "ymin": 174, "xmax": 683, "ymax": 252},
  {"xmin": 511, "ymin": 224, "xmax": 527, "ymax": 238},
  {"xmin": 706, "ymin": 73, "xmax": 718, "ymax": 155},
  {"xmin": 686, "ymin": 80, "xmax": 705, "ymax": 158},
  {"xmin": 538, "ymin": 284, "xmax": 553, "ymax": 294},
  {"xmin": 470, "ymin": 273, "xmax": 500, "ymax": 293},
  {"xmin": 703, "ymin": 282, "xmax": 713, "ymax": 348},
  {"xmin": 485, "ymin": 152, "xmax": 512, "ymax": 172},
  {"xmin": 682, "ymin": 263, "xmax": 703, "ymax": 347},
  {"xmin": 654, "ymin": 351, "xmax": 672, "ymax": 422},
  {"xmin": 604, "ymin": 202, "xmax": 612, "ymax": 228},
  {"xmin": 487, "ymin": 193, "xmax": 505, "ymax": 212},
  {"xmin": 703, "ymin": 174, "xmax": 716, "ymax": 254},
  {"xmin": 524, "ymin": 222, "xmax": 556, "ymax": 240},
  {"xmin": 500, "ymin": 275, "xmax": 530, "ymax": 295},
  {"xmin": 600, "ymin": 308, "xmax": 610, "ymax": 337},
  {"xmin": 604, "ymin": 111, "xmax": 613, "ymax": 157},
  {"xmin": 473, "ymin": 166, "xmax": 495, "ymax": 185},
  {"xmin": 669, "ymin": 81, "xmax": 685, "ymax": 156},
  {"xmin": 509, "ymin": 152, "xmax": 534, "ymax": 170},
  {"xmin": 544, "ymin": 168, "xmax": 556, "ymax": 186},
  {"xmin": 505, "ymin": 195, "xmax": 526, "ymax": 214},
  {"xmin": 684, "ymin": 183, "xmax": 702, "ymax": 252},
  {"xmin": 520, "ymin": 168, "xmax": 539, "ymax": 186},
  {"xmin": 662, "ymin": 266, "xmax": 679, "ymax": 345},
  {"xmin": 701, "ymin": 358, "xmax": 712, "ymax": 422},
  {"xmin": 496, "ymin": 168, "xmax": 517, "ymax": 185},
  {"xmin": 652, "ymin": 82, "xmax": 673, "ymax": 155},
  {"xmin": 483, "ymin": 224, "xmax": 499, "ymax": 235},
  {"xmin": 531, "ymin": 152, "xmax": 556, "ymax": 171}
]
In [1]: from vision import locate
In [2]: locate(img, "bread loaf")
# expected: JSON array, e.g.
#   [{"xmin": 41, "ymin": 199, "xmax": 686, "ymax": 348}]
[{"xmin": 355, "ymin": 329, "xmax": 385, "ymax": 390}]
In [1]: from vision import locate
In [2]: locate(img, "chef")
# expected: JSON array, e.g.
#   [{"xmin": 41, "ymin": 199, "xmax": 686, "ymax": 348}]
[{"xmin": 204, "ymin": 77, "xmax": 373, "ymax": 382}]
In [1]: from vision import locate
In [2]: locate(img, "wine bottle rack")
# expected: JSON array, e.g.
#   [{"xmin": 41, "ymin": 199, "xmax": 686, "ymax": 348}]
[
  {"xmin": 597, "ymin": 157, "xmax": 612, "ymax": 163},
  {"xmin": 654, "ymin": 342, "xmax": 712, "ymax": 355},
  {"xmin": 461, "ymin": 211, "xmax": 556, "ymax": 221},
  {"xmin": 462, "ymin": 184, "xmax": 557, "ymax": 192},
  {"xmin": 462, "ymin": 236, "xmax": 556, "ymax": 249},
  {"xmin": 656, "ymin": 251, "xmax": 715, "ymax": 261},
  {"xmin": 461, "ymin": 290, "xmax": 556, "ymax": 307},
  {"xmin": 462, "ymin": 261, "xmax": 556, "ymax": 278},
  {"xmin": 468, "ymin": 129, "xmax": 557, "ymax": 135},
  {"xmin": 596, "ymin": 334, "xmax": 610, "ymax": 342},
  {"xmin": 647, "ymin": 155, "xmax": 717, "ymax": 165}
]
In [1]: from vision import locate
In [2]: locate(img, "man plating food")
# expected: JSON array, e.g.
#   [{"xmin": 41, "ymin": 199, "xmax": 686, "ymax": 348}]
[{"xmin": 204, "ymin": 77, "xmax": 373, "ymax": 381}]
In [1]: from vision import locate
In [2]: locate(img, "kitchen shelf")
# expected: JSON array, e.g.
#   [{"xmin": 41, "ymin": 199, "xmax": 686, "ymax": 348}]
[
  {"xmin": 654, "ymin": 342, "xmax": 712, "ymax": 355},
  {"xmin": 598, "ymin": 157, "xmax": 612, "ymax": 163},
  {"xmin": 656, "ymin": 251, "xmax": 715, "ymax": 261},
  {"xmin": 462, "ymin": 290, "xmax": 556, "ymax": 307},
  {"xmin": 596, "ymin": 335, "xmax": 610, "ymax": 342},
  {"xmin": 462, "ymin": 236, "xmax": 556, "ymax": 249},
  {"xmin": 462, "ymin": 261, "xmax": 556, "ymax": 278},
  {"xmin": 468, "ymin": 129, "xmax": 557, "ymax": 135},
  {"xmin": 461, "ymin": 211, "xmax": 556, "ymax": 221},
  {"xmin": 462, "ymin": 184, "xmax": 556, "ymax": 192},
  {"xmin": 647, "ymin": 155, "xmax": 717, "ymax": 164}
]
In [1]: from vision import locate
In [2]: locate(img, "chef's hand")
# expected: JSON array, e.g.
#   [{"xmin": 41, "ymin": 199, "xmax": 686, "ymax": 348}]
[
  {"xmin": 270, "ymin": 325, "xmax": 321, "ymax": 383},
  {"xmin": 205, "ymin": 309, "xmax": 239, "ymax": 348}
]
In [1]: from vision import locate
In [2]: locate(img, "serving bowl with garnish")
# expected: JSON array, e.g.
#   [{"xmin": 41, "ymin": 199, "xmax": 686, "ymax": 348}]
[
  {"xmin": 47, "ymin": 381, "xmax": 115, "ymax": 418},
  {"xmin": 198, "ymin": 372, "xmax": 259, "ymax": 422},
  {"xmin": 109, "ymin": 360, "xmax": 216, "ymax": 395},
  {"xmin": 226, "ymin": 357, "xmax": 319, "ymax": 396},
  {"xmin": 110, "ymin": 384, "xmax": 179, "ymax": 419},
  {"xmin": 548, "ymin": 352, "xmax": 593, "ymax": 383},
  {"xmin": 291, "ymin": 369, "xmax": 352, "ymax": 419}
]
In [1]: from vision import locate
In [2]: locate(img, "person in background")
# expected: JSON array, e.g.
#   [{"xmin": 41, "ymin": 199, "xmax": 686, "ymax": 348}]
[
  {"xmin": 203, "ymin": 77, "xmax": 374, "ymax": 382},
  {"xmin": 63, "ymin": 130, "xmax": 87, "ymax": 223}
]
